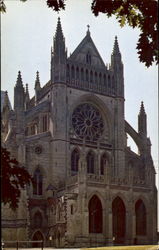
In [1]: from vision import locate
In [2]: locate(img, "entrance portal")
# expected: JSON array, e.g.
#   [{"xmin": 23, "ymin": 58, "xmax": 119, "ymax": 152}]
[
  {"xmin": 89, "ymin": 195, "xmax": 103, "ymax": 233},
  {"xmin": 112, "ymin": 197, "xmax": 126, "ymax": 244},
  {"xmin": 32, "ymin": 231, "xmax": 44, "ymax": 247}
]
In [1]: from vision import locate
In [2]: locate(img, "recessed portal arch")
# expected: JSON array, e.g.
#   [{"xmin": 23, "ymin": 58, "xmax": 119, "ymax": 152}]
[
  {"xmin": 135, "ymin": 199, "xmax": 147, "ymax": 236},
  {"xmin": 112, "ymin": 197, "xmax": 126, "ymax": 244},
  {"xmin": 89, "ymin": 195, "xmax": 103, "ymax": 233},
  {"xmin": 32, "ymin": 230, "xmax": 44, "ymax": 247}
]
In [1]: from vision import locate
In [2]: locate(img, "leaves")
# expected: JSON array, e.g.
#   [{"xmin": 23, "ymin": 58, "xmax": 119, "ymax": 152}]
[
  {"xmin": 1, "ymin": 147, "xmax": 33, "ymax": 210},
  {"xmin": 47, "ymin": 0, "xmax": 65, "ymax": 11},
  {"xmin": 0, "ymin": 0, "xmax": 6, "ymax": 13},
  {"xmin": 91, "ymin": 0, "xmax": 158, "ymax": 67}
]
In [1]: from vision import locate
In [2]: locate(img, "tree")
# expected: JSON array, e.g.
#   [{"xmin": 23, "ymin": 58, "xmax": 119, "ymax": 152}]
[
  {"xmin": 91, "ymin": 0, "xmax": 158, "ymax": 67},
  {"xmin": 1, "ymin": 146, "xmax": 33, "ymax": 210},
  {"xmin": 1, "ymin": 0, "xmax": 158, "ymax": 67}
]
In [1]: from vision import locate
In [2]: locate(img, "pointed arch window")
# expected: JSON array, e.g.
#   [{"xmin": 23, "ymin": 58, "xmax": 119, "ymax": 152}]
[
  {"xmin": 100, "ymin": 153, "xmax": 107, "ymax": 175},
  {"xmin": 34, "ymin": 211, "xmax": 43, "ymax": 228},
  {"xmin": 104, "ymin": 74, "xmax": 106, "ymax": 85},
  {"xmin": 89, "ymin": 195, "xmax": 103, "ymax": 233},
  {"xmin": 81, "ymin": 68, "xmax": 84, "ymax": 81},
  {"xmin": 66, "ymin": 64, "xmax": 70, "ymax": 79},
  {"xmin": 86, "ymin": 52, "xmax": 91, "ymax": 65},
  {"xmin": 90, "ymin": 71, "xmax": 93, "ymax": 83},
  {"xmin": 42, "ymin": 114, "xmax": 48, "ymax": 132},
  {"xmin": 95, "ymin": 72, "xmax": 98, "ymax": 83},
  {"xmin": 87, "ymin": 151, "xmax": 94, "ymax": 174},
  {"xmin": 99, "ymin": 73, "xmax": 102, "ymax": 84},
  {"xmin": 135, "ymin": 199, "xmax": 147, "ymax": 235},
  {"xmin": 108, "ymin": 75, "xmax": 111, "ymax": 88},
  {"xmin": 86, "ymin": 69, "xmax": 89, "ymax": 82},
  {"xmin": 33, "ymin": 168, "xmax": 43, "ymax": 195},
  {"xmin": 71, "ymin": 66, "xmax": 75, "ymax": 79},
  {"xmin": 71, "ymin": 149, "xmax": 79, "ymax": 174},
  {"xmin": 76, "ymin": 67, "xmax": 79, "ymax": 80},
  {"xmin": 112, "ymin": 197, "xmax": 126, "ymax": 243}
]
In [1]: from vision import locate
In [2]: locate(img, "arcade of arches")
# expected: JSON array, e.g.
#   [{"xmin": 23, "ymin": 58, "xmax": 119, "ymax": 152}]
[{"xmin": 88, "ymin": 195, "xmax": 147, "ymax": 243}]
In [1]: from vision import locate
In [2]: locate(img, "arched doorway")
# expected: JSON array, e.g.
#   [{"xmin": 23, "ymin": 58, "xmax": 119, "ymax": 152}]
[
  {"xmin": 56, "ymin": 231, "xmax": 61, "ymax": 247},
  {"xmin": 89, "ymin": 195, "xmax": 103, "ymax": 233},
  {"xmin": 32, "ymin": 231, "xmax": 44, "ymax": 247},
  {"xmin": 135, "ymin": 199, "xmax": 147, "ymax": 236},
  {"xmin": 112, "ymin": 197, "xmax": 126, "ymax": 244}
]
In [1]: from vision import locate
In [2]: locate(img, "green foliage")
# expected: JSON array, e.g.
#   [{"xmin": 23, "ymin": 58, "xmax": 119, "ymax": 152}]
[
  {"xmin": 0, "ymin": 0, "xmax": 6, "ymax": 13},
  {"xmin": 47, "ymin": 0, "xmax": 65, "ymax": 11},
  {"xmin": 91, "ymin": 0, "xmax": 158, "ymax": 67},
  {"xmin": 1, "ymin": 147, "xmax": 33, "ymax": 210}
]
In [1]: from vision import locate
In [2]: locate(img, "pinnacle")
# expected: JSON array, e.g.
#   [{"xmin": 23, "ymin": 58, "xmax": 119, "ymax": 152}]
[
  {"xmin": 112, "ymin": 36, "xmax": 120, "ymax": 55},
  {"xmin": 55, "ymin": 17, "xmax": 64, "ymax": 39},
  {"xmin": 139, "ymin": 101, "xmax": 146, "ymax": 115},
  {"xmin": 16, "ymin": 71, "xmax": 23, "ymax": 86},
  {"xmin": 35, "ymin": 71, "xmax": 41, "ymax": 89},
  {"xmin": 25, "ymin": 83, "xmax": 29, "ymax": 94}
]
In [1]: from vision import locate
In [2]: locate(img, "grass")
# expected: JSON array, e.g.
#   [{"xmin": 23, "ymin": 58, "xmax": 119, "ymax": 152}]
[{"xmin": 83, "ymin": 245, "xmax": 159, "ymax": 250}]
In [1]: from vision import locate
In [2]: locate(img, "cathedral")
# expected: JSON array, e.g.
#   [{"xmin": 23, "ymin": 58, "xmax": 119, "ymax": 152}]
[{"xmin": 2, "ymin": 18, "xmax": 158, "ymax": 247}]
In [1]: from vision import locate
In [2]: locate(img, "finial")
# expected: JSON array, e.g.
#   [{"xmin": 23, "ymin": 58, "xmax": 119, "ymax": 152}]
[
  {"xmin": 35, "ymin": 71, "xmax": 41, "ymax": 90},
  {"xmin": 112, "ymin": 36, "xmax": 120, "ymax": 55},
  {"xmin": 87, "ymin": 24, "xmax": 90, "ymax": 36},
  {"xmin": 140, "ymin": 101, "xmax": 146, "ymax": 114},
  {"xmin": 16, "ymin": 71, "xmax": 23, "ymax": 86},
  {"xmin": 55, "ymin": 16, "xmax": 64, "ymax": 39}
]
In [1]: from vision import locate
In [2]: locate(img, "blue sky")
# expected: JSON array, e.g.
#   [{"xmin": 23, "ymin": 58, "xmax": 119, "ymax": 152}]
[{"xmin": 1, "ymin": 0, "xmax": 158, "ymax": 185}]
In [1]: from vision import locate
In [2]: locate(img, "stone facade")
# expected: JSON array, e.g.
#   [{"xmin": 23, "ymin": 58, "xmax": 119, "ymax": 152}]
[{"xmin": 1, "ymin": 18, "xmax": 158, "ymax": 247}]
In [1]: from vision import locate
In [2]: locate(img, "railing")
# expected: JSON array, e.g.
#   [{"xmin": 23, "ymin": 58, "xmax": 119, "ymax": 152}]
[
  {"xmin": 67, "ymin": 79, "xmax": 115, "ymax": 97},
  {"xmin": 1, "ymin": 240, "xmax": 44, "ymax": 250}
]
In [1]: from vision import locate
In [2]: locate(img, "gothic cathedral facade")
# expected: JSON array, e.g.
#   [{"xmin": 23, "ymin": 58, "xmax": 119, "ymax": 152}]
[{"xmin": 2, "ymin": 18, "xmax": 158, "ymax": 247}]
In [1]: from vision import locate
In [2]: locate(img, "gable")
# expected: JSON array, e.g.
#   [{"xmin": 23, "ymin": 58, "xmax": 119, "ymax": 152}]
[{"xmin": 68, "ymin": 34, "xmax": 106, "ymax": 69}]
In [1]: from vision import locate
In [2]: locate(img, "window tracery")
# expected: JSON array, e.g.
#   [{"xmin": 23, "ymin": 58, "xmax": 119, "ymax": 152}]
[
  {"xmin": 71, "ymin": 149, "xmax": 79, "ymax": 174},
  {"xmin": 33, "ymin": 168, "xmax": 43, "ymax": 195},
  {"xmin": 72, "ymin": 103, "xmax": 104, "ymax": 141},
  {"xmin": 87, "ymin": 151, "xmax": 95, "ymax": 174}
]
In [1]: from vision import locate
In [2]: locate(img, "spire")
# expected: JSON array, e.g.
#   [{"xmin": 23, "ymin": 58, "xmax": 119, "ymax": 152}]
[
  {"xmin": 51, "ymin": 17, "xmax": 67, "ymax": 83},
  {"xmin": 138, "ymin": 101, "xmax": 147, "ymax": 136},
  {"xmin": 139, "ymin": 101, "xmax": 146, "ymax": 115},
  {"xmin": 16, "ymin": 71, "xmax": 23, "ymax": 87},
  {"xmin": 34, "ymin": 71, "xmax": 41, "ymax": 90},
  {"xmin": 14, "ymin": 71, "xmax": 25, "ymax": 110},
  {"xmin": 54, "ymin": 17, "xmax": 64, "ymax": 40},
  {"xmin": 112, "ymin": 36, "xmax": 120, "ymax": 55}
]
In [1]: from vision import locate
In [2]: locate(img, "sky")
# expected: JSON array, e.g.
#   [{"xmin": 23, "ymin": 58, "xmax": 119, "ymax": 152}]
[{"xmin": 1, "ymin": 0, "xmax": 158, "ymax": 187}]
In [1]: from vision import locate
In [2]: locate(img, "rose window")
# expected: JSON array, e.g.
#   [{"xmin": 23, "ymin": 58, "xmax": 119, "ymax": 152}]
[{"xmin": 72, "ymin": 103, "xmax": 104, "ymax": 140}]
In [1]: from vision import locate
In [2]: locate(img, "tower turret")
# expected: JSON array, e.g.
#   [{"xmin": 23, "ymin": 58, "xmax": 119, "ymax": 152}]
[
  {"xmin": 34, "ymin": 71, "xmax": 41, "ymax": 104},
  {"xmin": 111, "ymin": 36, "xmax": 124, "ymax": 97},
  {"xmin": 51, "ymin": 17, "xmax": 67, "ymax": 83},
  {"xmin": 14, "ymin": 71, "xmax": 25, "ymax": 110},
  {"xmin": 138, "ymin": 101, "xmax": 147, "ymax": 137}
]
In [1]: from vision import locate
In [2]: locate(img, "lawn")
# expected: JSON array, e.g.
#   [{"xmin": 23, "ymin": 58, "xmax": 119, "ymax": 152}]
[{"xmin": 83, "ymin": 245, "xmax": 159, "ymax": 250}]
